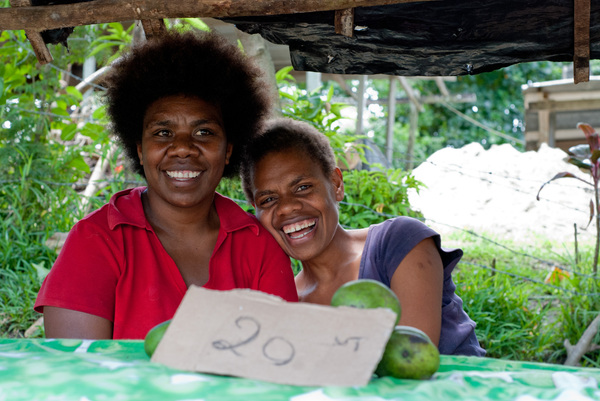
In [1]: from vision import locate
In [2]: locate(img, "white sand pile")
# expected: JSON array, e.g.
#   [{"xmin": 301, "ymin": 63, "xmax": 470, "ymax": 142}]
[{"xmin": 408, "ymin": 142, "xmax": 598, "ymax": 244}]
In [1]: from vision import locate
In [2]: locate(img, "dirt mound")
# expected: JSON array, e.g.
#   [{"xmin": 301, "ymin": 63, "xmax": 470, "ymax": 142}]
[{"xmin": 408, "ymin": 142, "xmax": 597, "ymax": 244}]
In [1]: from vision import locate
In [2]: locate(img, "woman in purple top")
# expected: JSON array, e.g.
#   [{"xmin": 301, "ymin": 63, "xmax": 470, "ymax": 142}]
[{"xmin": 240, "ymin": 117, "xmax": 485, "ymax": 357}]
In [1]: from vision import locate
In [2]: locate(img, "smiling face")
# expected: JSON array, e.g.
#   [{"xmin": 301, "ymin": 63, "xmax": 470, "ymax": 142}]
[
  {"xmin": 137, "ymin": 94, "xmax": 232, "ymax": 210},
  {"xmin": 251, "ymin": 148, "xmax": 344, "ymax": 262}
]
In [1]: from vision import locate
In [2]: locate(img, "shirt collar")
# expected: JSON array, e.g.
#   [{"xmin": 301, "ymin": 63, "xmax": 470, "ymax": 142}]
[
  {"xmin": 107, "ymin": 187, "xmax": 260, "ymax": 236},
  {"xmin": 214, "ymin": 192, "xmax": 260, "ymax": 236}
]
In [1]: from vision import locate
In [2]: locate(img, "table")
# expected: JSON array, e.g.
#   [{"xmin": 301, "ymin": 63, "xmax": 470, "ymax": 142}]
[{"xmin": 1, "ymin": 338, "xmax": 599, "ymax": 401}]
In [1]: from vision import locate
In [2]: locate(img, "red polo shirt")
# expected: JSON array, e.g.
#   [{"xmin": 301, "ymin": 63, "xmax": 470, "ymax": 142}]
[{"xmin": 35, "ymin": 187, "xmax": 298, "ymax": 339}]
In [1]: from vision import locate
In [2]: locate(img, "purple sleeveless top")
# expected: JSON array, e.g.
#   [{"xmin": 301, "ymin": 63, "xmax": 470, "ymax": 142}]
[{"xmin": 359, "ymin": 217, "xmax": 486, "ymax": 356}]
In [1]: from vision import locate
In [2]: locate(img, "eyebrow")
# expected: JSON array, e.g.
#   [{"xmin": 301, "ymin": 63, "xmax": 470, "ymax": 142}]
[
  {"xmin": 144, "ymin": 118, "xmax": 221, "ymax": 129},
  {"xmin": 254, "ymin": 189, "xmax": 274, "ymax": 200},
  {"xmin": 254, "ymin": 175, "xmax": 308, "ymax": 199}
]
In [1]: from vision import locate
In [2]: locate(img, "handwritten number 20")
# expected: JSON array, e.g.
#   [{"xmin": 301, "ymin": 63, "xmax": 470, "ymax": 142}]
[{"xmin": 212, "ymin": 316, "xmax": 295, "ymax": 366}]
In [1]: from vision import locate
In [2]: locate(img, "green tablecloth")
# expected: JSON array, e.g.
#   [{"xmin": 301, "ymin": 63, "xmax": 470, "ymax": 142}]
[{"xmin": 1, "ymin": 338, "xmax": 599, "ymax": 401}]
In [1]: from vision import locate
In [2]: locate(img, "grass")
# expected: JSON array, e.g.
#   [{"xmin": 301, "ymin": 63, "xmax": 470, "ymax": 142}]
[{"xmin": 449, "ymin": 229, "xmax": 600, "ymax": 367}]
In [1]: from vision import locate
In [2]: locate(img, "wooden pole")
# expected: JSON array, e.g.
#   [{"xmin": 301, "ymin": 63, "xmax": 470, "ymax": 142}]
[
  {"xmin": 334, "ymin": 8, "xmax": 354, "ymax": 37},
  {"xmin": 406, "ymin": 100, "xmax": 417, "ymax": 170},
  {"xmin": 141, "ymin": 18, "xmax": 167, "ymax": 39},
  {"xmin": 8, "ymin": 0, "xmax": 52, "ymax": 64},
  {"xmin": 573, "ymin": 0, "xmax": 590, "ymax": 84},
  {"xmin": 356, "ymin": 75, "xmax": 367, "ymax": 136},
  {"xmin": 386, "ymin": 75, "xmax": 396, "ymax": 165}
]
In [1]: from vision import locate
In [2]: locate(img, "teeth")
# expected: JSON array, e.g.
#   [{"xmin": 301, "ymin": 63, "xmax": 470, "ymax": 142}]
[
  {"xmin": 283, "ymin": 219, "xmax": 316, "ymax": 234},
  {"xmin": 166, "ymin": 170, "xmax": 200, "ymax": 179}
]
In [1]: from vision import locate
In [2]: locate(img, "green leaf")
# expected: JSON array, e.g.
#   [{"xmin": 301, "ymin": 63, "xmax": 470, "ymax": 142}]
[
  {"xmin": 326, "ymin": 84, "xmax": 334, "ymax": 102},
  {"xmin": 275, "ymin": 66, "xmax": 295, "ymax": 83},
  {"xmin": 31, "ymin": 262, "xmax": 50, "ymax": 282},
  {"xmin": 330, "ymin": 103, "xmax": 349, "ymax": 117},
  {"xmin": 92, "ymin": 105, "xmax": 107, "ymax": 121},
  {"xmin": 279, "ymin": 91, "xmax": 297, "ymax": 101},
  {"xmin": 60, "ymin": 124, "xmax": 79, "ymax": 141},
  {"xmin": 181, "ymin": 18, "xmax": 210, "ymax": 31},
  {"xmin": 51, "ymin": 107, "xmax": 70, "ymax": 117},
  {"xmin": 67, "ymin": 155, "xmax": 91, "ymax": 174},
  {"xmin": 65, "ymin": 86, "xmax": 83, "ymax": 101},
  {"xmin": 88, "ymin": 42, "xmax": 121, "ymax": 58},
  {"xmin": 80, "ymin": 122, "xmax": 106, "ymax": 141},
  {"xmin": 565, "ymin": 156, "xmax": 592, "ymax": 170},
  {"xmin": 56, "ymin": 99, "xmax": 67, "ymax": 111}
]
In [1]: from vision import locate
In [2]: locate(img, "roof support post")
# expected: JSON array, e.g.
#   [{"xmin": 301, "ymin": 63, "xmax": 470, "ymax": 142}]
[
  {"xmin": 335, "ymin": 8, "xmax": 354, "ymax": 37},
  {"xmin": 386, "ymin": 75, "xmax": 396, "ymax": 165},
  {"xmin": 574, "ymin": 0, "xmax": 590, "ymax": 84},
  {"xmin": 140, "ymin": 18, "xmax": 166, "ymax": 39},
  {"xmin": 9, "ymin": 0, "xmax": 52, "ymax": 64},
  {"xmin": 356, "ymin": 75, "xmax": 367, "ymax": 136}
]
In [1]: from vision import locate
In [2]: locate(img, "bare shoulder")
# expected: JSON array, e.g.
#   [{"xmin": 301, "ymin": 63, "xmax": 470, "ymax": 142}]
[
  {"xmin": 407, "ymin": 237, "xmax": 441, "ymax": 259},
  {"xmin": 348, "ymin": 227, "xmax": 370, "ymax": 241}
]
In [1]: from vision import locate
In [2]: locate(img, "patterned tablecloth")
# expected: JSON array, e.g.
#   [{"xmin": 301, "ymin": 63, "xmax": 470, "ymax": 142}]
[{"xmin": 1, "ymin": 338, "xmax": 600, "ymax": 401}]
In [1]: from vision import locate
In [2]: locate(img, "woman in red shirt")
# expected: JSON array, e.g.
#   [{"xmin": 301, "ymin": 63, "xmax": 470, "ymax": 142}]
[{"xmin": 34, "ymin": 31, "xmax": 298, "ymax": 340}]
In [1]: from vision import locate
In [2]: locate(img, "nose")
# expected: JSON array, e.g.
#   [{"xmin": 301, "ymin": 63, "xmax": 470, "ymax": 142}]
[
  {"xmin": 276, "ymin": 194, "xmax": 302, "ymax": 217},
  {"xmin": 168, "ymin": 134, "xmax": 199, "ymax": 158}
]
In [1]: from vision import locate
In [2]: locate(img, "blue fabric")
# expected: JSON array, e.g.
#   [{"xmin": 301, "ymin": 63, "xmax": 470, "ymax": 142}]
[{"xmin": 358, "ymin": 217, "xmax": 486, "ymax": 357}]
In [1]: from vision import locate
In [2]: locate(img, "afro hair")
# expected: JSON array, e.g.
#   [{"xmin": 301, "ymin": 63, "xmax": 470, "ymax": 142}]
[{"xmin": 103, "ymin": 30, "xmax": 272, "ymax": 178}]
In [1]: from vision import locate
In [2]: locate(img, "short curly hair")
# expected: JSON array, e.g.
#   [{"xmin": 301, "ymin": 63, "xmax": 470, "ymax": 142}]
[
  {"xmin": 241, "ymin": 118, "xmax": 336, "ymax": 203},
  {"xmin": 103, "ymin": 30, "xmax": 272, "ymax": 178}
]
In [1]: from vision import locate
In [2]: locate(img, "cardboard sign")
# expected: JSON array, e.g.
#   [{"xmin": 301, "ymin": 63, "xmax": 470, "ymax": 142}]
[{"xmin": 151, "ymin": 286, "xmax": 397, "ymax": 387}]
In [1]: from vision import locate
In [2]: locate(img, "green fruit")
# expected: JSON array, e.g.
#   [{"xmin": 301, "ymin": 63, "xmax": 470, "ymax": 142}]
[
  {"xmin": 331, "ymin": 279, "xmax": 401, "ymax": 324},
  {"xmin": 144, "ymin": 319, "xmax": 171, "ymax": 358},
  {"xmin": 375, "ymin": 325, "xmax": 440, "ymax": 380}
]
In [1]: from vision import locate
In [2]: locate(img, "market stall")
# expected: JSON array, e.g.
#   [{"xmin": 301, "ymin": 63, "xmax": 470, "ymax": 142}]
[{"xmin": 1, "ymin": 338, "xmax": 600, "ymax": 401}]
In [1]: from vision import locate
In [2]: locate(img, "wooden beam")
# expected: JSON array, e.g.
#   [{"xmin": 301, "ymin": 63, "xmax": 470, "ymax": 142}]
[
  {"xmin": 141, "ymin": 18, "xmax": 166, "ymax": 39},
  {"xmin": 9, "ymin": 0, "xmax": 52, "ymax": 64},
  {"xmin": 0, "ymin": 0, "xmax": 437, "ymax": 31},
  {"xmin": 367, "ymin": 93, "xmax": 476, "ymax": 105},
  {"xmin": 335, "ymin": 8, "xmax": 354, "ymax": 38},
  {"xmin": 573, "ymin": 0, "xmax": 590, "ymax": 84},
  {"xmin": 527, "ymin": 98, "xmax": 600, "ymax": 112}
]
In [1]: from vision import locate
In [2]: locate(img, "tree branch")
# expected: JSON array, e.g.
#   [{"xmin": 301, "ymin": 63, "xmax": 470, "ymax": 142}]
[{"xmin": 564, "ymin": 313, "xmax": 600, "ymax": 366}]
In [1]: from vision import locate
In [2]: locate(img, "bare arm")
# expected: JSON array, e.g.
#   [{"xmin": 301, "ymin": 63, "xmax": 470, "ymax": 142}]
[
  {"xmin": 389, "ymin": 237, "xmax": 444, "ymax": 345},
  {"xmin": 43, "ymin": 306, "xmax": 113, "ymax": 339}
]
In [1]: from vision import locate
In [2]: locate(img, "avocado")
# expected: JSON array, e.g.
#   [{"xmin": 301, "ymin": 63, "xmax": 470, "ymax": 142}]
[
  {"xmin": 330, "ymin": 279, "xmax": 401, "ymax": 325},
  {"xmin": 375, "ymin": 325, "xmax": 440, "ymax": 380},
  {"xmin": 144, "ymin": 319, "xmax": 171, "ymax": 358}
]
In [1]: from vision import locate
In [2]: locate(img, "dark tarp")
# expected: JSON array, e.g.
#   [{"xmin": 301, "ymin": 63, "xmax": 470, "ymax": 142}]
[{"xmin": 223, "ymin": 0, "xmax": 600, "ymax": 76}]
